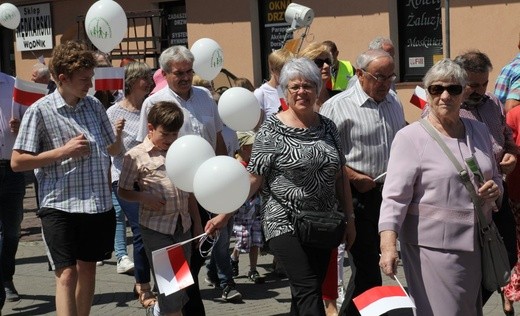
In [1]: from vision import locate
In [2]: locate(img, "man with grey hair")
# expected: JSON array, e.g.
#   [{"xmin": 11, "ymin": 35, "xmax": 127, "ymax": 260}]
[
  {"xmin": 31, "ymin": 65, "xmax": 56, "ymax": 93},
  {"xmin": 368, "ymin": 36, "xmax": 395, "ymax": 58},
  {"xmin": 136, "ymin": 45, "xmax": 236, "ymax": 316},
  {"xmin": 347, "ymin": 37, "xmax": 397, "ymax": 91},
  {"xmin": 320, "ymin": 49, "xmax": 406, "ymax": 316}
]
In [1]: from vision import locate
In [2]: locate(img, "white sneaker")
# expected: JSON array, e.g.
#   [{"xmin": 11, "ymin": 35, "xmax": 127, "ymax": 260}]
[
  {"xmin": 116, "ymin": 255, "xmax": 134, "ymax": 274},
  {"xmin": 96, "ymin": 261, "xmax": 104, "ymax": 266}
]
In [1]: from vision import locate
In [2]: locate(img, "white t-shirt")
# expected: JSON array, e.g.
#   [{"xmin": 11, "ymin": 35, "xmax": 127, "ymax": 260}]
[{"xmin": 254, "ymin": 82, "xmax": 283, "ymax": 119}]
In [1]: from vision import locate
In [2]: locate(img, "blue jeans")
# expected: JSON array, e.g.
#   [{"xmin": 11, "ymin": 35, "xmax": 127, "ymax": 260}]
[
  {"xmin": 112, "ymin": 182, "xmax": 151, "ymax": 283},
  {"xmin": 112, "ymin": 189, "xmax": 128, "ymax": 260},
  {"xmin": 0, "ymin": 165, "xmax": 24, "ymax": 285},
  {"xmin": 206, "ymin": 215, "xmax": 234, "ymax": 287}
]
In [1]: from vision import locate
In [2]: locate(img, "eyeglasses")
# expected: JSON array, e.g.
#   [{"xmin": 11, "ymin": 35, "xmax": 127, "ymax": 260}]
[
  {"xmin": 287, "ymin": 83, "xmax": 315, "ymax": 94},
  {"xmin": 427, "ymin": 84, "xmax": 463, "ymax": 96},
  {"xmin": 314, "ymin": 58, "xmax": 332, "ymax": 68},
  {"xmin": 361, "ymin": 69, "xmax": 397, "ymax": 83},
  {"xmin": 169, "ymin": 69, "xmax": 194, "ymax": 78}
]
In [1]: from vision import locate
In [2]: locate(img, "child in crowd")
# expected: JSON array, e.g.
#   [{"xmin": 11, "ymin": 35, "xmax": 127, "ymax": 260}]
[
  {"xmin": 230, "ymin": 131, "xmax": 265, "ymax": 284},
  {"xmin": 118, "ymin": 101, "xmax": 203, "ymax": 316}
]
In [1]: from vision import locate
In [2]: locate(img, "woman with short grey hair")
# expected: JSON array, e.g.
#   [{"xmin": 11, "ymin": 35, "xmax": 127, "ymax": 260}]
[{"xmin": 247, "ymin": 57, "xmax": 356, "ymax": 316}]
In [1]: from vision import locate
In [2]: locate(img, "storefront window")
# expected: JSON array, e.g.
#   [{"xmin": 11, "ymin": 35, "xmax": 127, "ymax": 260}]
[{"xmin": 397, "ymin": 0, "xmax": 443, "ymax": 82}]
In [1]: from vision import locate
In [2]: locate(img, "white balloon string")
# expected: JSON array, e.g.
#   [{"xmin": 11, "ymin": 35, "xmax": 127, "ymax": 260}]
[{"xmin": 199, "ymin": 230, "xmax": 220, "ymax": 258}]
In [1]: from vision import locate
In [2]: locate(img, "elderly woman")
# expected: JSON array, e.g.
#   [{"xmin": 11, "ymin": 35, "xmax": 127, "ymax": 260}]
[
  {"xmin": 379, "ymin": 59, "xmax": 503, "ymax": 315},
  {"xmin": 246, "ymin": 57, "xmax": 355, "ymax": 316},
  {"xmin": 108, "ymin": 61, "xmax": 156, "ymax": 309}
]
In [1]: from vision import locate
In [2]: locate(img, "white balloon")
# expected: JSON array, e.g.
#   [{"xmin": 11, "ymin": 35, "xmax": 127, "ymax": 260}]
[
  {"xmin": 85, "ymin": 0, "xmax": 127, "ymax": 53},
  {"xmin": 218, "ymin": 87, "xmax": 261, "ymax": 131},
  {"xmin": 165, "ymin": 135, "xmax": 215, "ymax": 192},
  {"xmin": 193, "ymin": 156, "xmax": 250, "ymax": 214},
  {"xmin": 0, "ymin": 3, "xmax": 20, "ymax": 30},
  {"xmin": 191, "ymin": 38, "xmax": 224, "ymax": 81}
]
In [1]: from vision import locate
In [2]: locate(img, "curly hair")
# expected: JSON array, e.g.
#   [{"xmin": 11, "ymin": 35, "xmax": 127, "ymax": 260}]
[{"xmin": 49, "ymin": 41, "xmax": 96, "ymax": 85}]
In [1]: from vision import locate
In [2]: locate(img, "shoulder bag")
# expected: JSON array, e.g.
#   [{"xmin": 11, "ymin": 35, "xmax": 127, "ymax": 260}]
[{"xmin": 420, "ymin": 118, "xmax": 510, "ymax": 291}]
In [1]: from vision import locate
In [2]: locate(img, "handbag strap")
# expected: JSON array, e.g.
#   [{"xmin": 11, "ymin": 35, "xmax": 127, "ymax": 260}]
[{"xmin": 419, "ymin": 118, "xmax": 487, "ymax": 227}]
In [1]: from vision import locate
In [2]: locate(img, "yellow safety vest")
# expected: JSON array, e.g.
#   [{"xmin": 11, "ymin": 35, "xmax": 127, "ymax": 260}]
[{"xmin": 329, "ymin": 60, "xmax": 355, "ymax": 91}]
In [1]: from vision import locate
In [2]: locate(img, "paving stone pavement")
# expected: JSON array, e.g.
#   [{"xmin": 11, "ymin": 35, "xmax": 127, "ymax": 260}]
[{"xmin": 4, "ymin": 179, "xmax": 514, "ymax": 315}]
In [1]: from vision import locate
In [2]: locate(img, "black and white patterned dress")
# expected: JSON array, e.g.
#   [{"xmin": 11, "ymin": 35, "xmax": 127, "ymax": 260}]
[{"xmin": 247, "ymin": 114, "xmax": 345, "ymax": 241}]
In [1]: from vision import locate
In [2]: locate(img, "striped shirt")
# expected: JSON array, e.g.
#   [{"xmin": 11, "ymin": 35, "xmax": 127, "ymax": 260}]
[
  {"xmin": 494, "ymin": 53, "xmax": 520, "ymax": 105},
  {"xmin": 320, "ymin": 80, "xmax": 406, "ymax": 179},
  {"xmin": 119, "ymin": 137, "xmax": 191, "ymax": 235},
  {"xmin": 13, "ymin": 90, "xmax": 115, "ymax": 214},
  {"xmin": 106, "ymin": 102, "xmax": 142, "ymax": 182},
  {"xmin": 137, "ymin": 85, "xmax": 223, "ymax": 150}
]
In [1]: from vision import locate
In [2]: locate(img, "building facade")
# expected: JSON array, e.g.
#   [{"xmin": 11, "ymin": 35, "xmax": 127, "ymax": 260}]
[{"xmin": 1, "ymin": 0, "xmax": 519, "ymax": 122}]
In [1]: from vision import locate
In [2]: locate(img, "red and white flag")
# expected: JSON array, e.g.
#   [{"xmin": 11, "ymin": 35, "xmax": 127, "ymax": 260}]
[
  {"xmin": 353, "ymin": 285, "xmax": 415, "ymax": 316},
  {"xmin": 94, "ymin": 67, "xmax": 125, "ymax": 91},
  {"xmin": 410, "ymin": 85, "xmax": 427, "ymax": 109},
  {"xmin": 152, "ymin": 243, "xmax": 194, "ymax": 296},
  {"xmin": 12, "ymin": 78, "xmax": 48, "ymax": 107},
  {"xmin": 277, "ymin": 86, "xmax": 288, "ymax": 111}
]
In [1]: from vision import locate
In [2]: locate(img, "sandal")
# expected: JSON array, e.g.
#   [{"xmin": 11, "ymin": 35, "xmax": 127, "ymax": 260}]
[{"xmin": 135, "ymin": 284, "xmax": 157, "ymax": 308}]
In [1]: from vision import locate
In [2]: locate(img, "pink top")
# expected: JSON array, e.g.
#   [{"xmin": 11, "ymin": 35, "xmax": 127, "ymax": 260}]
[{"xmin": 379, "ymin": 118, "xmax": 502, "ymax": 252}]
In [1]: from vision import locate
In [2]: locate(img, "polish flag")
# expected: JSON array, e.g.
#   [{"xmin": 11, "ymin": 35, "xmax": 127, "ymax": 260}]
[
  {"xmin": 94, "ymin": 67, "xmax": 125, "ymax": 91},
  {"xmin": 12, "ymin": 78, "xmax": 48, "ymax": 107},
  {"xmin": 277, "ymin": 86, "xmax": 288, "ymax": 111},
  {"xmin": 410, "ymin": 85, "xmax": 427, "ymax": 109},
  {"xmin": 353, "ymin": 285, "xmax": 415, "ymax": 316},
  {"xmin": 152, "ymin": 243, "xmax": 194, "ymax": 296}
]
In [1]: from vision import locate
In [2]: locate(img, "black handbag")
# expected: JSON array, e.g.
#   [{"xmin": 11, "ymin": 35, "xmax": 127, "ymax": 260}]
[{"xmin": 292, "ymin": 209, "xmax": 346, "ymax": 249}]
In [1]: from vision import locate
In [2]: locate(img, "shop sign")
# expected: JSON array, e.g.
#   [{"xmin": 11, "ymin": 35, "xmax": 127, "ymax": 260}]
[{"xmin": 15, "ymin": 3, "xmax": 53, "ymax": 51}]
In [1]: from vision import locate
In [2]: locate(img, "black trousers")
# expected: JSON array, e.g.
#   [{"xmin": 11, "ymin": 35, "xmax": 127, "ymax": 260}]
[
  {"xmin": 341, "ymin": 184, "xmax": 383, "ymax": 316},
  {"xmin": 269, "ymin": 233, "xmax": 331, "ymax": 316}
]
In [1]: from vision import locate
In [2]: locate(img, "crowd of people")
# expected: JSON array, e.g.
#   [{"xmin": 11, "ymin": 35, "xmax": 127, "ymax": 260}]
[{"xmin": 0, "ymin": 32, "xmax": 520, "ymax": 316}]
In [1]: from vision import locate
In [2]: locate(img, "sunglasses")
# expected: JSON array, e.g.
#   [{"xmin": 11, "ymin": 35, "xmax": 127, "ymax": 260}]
[
  {"xmin": 314, "ymin": 58, "xmax": 332, "ymax": 68},
  {"xmin": 427, "ymin": 84, "xmax": 463, "ymax": 96}
]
